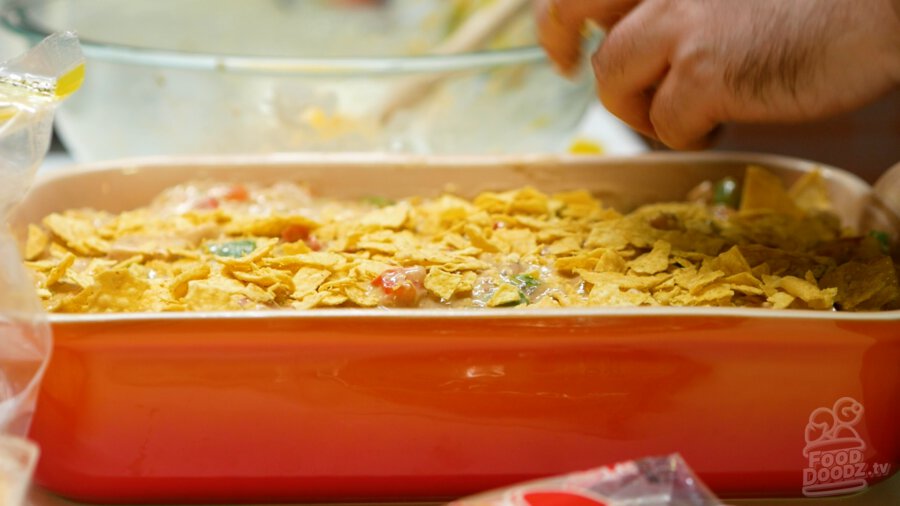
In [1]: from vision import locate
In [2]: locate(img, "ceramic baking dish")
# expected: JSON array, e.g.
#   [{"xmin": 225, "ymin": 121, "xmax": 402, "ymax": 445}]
[{"xmin": 10, "ymin": 153, "xmax": 900, "ymax": 503}]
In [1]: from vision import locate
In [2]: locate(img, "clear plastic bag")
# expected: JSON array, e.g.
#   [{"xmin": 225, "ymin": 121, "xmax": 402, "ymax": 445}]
[
  {"xmin": 450, "ymin": 454, "xmax": 725, "ymax": 506},
  {"xmin": 0, "ymin": 31, "xmax": 83, "ymax": 506}
]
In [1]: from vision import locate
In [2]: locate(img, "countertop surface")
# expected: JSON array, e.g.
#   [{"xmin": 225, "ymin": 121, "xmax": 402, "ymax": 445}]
[{"xmin": 25, "ymin": 471, "xmax": 900, "ymax": 506}]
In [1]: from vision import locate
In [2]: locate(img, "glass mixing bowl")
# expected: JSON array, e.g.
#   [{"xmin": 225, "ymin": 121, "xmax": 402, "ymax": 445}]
[{"xmin": 1, "ymin": 0, "xmax": 595, "ymax": 161}]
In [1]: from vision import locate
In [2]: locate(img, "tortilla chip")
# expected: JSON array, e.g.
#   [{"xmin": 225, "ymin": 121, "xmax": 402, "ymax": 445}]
[
  {"xmin": 768, "ymin": 291, "xmax": 796, "ymax": 309},
  {"xmin": 464, "ymin": 224, "xmax": 500, "ymax": 253},
  {"xmin": 63, "ymin": 267, "xmax": 154, "ymax": 312},
  {"xmin": 425, "ymin": 268, "xmax": 462, "ymax": 301},
  {"xmin": 740, "ymin": 165, "xmax": 802, "ymax": 217},
  {"xmin": 629, "ymin": 240, "xmax": 671, "ymax": 274},
  {"xmin": 232, "ymin": 268, "xmax": 294, "ymax": 290},
  {"xmin": 291, "ymin": 267, "xmax": 332, "ymax": 300},
  {"xmin": 360, "ymin": 202, "xmax": 410, "ymax": 229},
  {"xmin": 225, "ymin": 215, "xmax": 319, "ymax": 237},
  {"xmin": 779, "ymin": 276, "xmax": 836, "ymax": 310},
  {"xmin": 589, "ymin": 284, "xmax": 655, "ymax": 306},
  {"xmin": 674, "ymin": 269, "xmax": 724, "ymax": 294},
  {"xmin": 711, "ymin": 246, "xmax": 752, "ymax": 275},
  {"xmin": 182, "ymin": 277, "xmax": 248, "ymax": 311},
  {"xmin": 45, "ymin": 253, "xmax": 76, "ymax": 287},
  {"xmin": 43, "ymin": 213, "xmax": 110, "ymax": 256},
  {"xmin": 169, "ymin": 263, "xmax": 212, "ymax": 298},
  {"xmin": 487, "ymin": 283, "xmax": 525, "ymax": 307},
  {"xmin": 820, "ymin": 257, "xmax": 899, "ymax": 310},
  {"xmin": 25, "ymin": 225, "xmax": 49, "ymax": 260},
  {"xmin": 788, "ymin": 170, "xmax": 832, "ymax": 213}
]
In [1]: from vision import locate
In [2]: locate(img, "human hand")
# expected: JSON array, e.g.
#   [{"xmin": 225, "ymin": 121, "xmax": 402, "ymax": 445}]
[{"xmin": 536, "ymin": 0, "xmax": 900, "ymax": 149}]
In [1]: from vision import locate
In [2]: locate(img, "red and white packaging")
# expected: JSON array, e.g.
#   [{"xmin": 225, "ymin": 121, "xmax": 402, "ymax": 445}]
[{"xmin": 450, "ymin": 454, "xmax": 724, "ymax": 506}]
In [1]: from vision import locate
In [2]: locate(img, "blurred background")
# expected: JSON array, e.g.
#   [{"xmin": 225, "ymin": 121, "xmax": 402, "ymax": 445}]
[{"xmin": 0, "ymin": 0, "xmax": 897, "ymax": 183}]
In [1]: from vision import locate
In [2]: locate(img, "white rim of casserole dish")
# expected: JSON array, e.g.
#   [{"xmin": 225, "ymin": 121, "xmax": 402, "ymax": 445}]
[{"xmin": 48, "ymin": 306, "xmax": 900, "ymax": 323}]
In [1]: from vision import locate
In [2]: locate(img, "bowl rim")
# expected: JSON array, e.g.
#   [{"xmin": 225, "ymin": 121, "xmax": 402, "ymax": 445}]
[{"xmin": 1, "ymin": 3, "xmax": 549, "ymax": 76}]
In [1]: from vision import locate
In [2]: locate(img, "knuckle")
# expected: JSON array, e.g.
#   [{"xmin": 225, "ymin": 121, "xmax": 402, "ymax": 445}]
[
  {"xmin": 648, "ymin": 96, "xmax": 678, "ymax": 143},
  {"xmin": 674, "ymin": 43, "xmax": 715, "ymax": 81},
  {"xmin": 590, "ymin": 49, "xmax": 612, "ymax": 90},
  {"xmin": 649, "ymin": 96, "xmax": 713, "ymax": 151}
]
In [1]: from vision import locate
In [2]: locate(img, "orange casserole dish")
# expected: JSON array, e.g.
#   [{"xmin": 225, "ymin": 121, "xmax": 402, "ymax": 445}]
[{"xmin": 9, "ymin": 153, "xmax": 900, "ymax": 503}]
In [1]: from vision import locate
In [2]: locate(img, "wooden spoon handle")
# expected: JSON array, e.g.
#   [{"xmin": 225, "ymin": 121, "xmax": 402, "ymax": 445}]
[
  {"xmin": 431, "ymin": 0, "xmax": 531, "ymax": 55},
  {"xmin": 376, "ymin": 0, "xmax": 530, "ymax": 124}
]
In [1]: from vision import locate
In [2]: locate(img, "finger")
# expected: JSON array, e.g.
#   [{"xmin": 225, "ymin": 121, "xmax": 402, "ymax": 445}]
[
  {"xmin": 648, "ymin": 60, "xmax": 723, "ymax": 150},
  {"xmin": 536, "ymin": 0, "xmax": 642, "ymax": 75},
  {"xmin": 535, "ymin": 0, "xmax": 580, "ymax": 74},
  {"xmin": 591, "ymin": 2, "xmax": 677, "ymax": 139}
]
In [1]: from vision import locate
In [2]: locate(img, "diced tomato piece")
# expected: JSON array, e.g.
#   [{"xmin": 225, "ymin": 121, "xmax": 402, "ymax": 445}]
[
  {"xmin": 371, "ymin": 269, "xmax": 399, "ymax": 289},
  {"xmin": 194, "ymin": 197, "xmax": 220, "ymax": 210},
  {"xmin": 389, "ymin": 283, "xmax": 419, "ymax": 306},
  {"xmin": 281, "ymin": 224, "xmax": 310, "ymax": 243},
  {"xmin": 306, "ymin": 236, "xmax": 323, "ymax": 251},
  {"xmin": 372, "ymin": 267, "xmax": 425, "ymax": 307},
  {"xmin": 223, "ymin": 184, "xmax": 250, "ymax": 202}
]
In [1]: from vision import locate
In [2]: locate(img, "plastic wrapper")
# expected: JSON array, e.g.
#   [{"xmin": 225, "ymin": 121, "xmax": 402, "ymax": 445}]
[
  {"xmin": 450, "ymin": 454, "xmax": 724, "ymax": 506},
  {"xmin": 0, "ymin": 32, "xmax": 83, "ymax": 506}
]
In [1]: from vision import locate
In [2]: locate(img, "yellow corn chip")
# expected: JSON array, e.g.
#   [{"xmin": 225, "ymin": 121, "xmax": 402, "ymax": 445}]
[
  {"xmin": 487, "ymin": 283, "xmax": 524, "ymax": 307},
  {"xmin": 768, "ymin": 291, "xmax": 796, "ymax": 309},
  {"xmin": 360, "ymin": 202, "xmax": 410, "ymax": 229},
  {"xmin": 547, "ymin": 236, "xmax": 582, "ymax": 256},
  {"xmin": 225, "ymin": 215, "xmax": 319, "ymax": 237},
  {"xmin": 25, "ymin": 224, "xmax": 49, "ymax": 261},
  {"xmin": 788, "ymin": 170, "xmax": 832, "ymax": 213},
  {"xmin": 425, "ymin": 268, "xmax": 462, "ymax": 301},
  {"xmin": 45, "ymin": 253, "xmax": 76, "ymax": 287},
  {"xmin": 674, "ymin": 269, "xmax": 724, "ymax": 294},
  {"xmin": 169, "ymin": 263, "xmax": 212, "ymax": 299},
  {"xmin": 740, "ymin": 165, "xmax": 802, "ymax": 217},
  {"xmin": 629, "ymin": 240, "xmax": 671, "ymax": 274},
  {"xmin": 182, "ymin": 277, "xmax": 248, "ymax": 311},
  {"xmin": 343, "ymin": 283, "xmax": 381, "ymax": 307},
  {"xmin": 291, "ymin": 267, "xmax": 332, "ymax": 300},
  {"xmin": 711, "ymin": 246, "xmax": 752, "ymax": 275},
  {"xmin": 43, "ymin": 213, "xmax": 110, "ymax": 256},
  {"xmin": 232, "ymin": 268, "xmax": 294, "ymax": 289},
  {"xmin": 464, "ymin": 224, "xmax": 501, "ymax": 253},
  {"xmin": 779, "ymin": 276, "xmax": 836, "ymax": 309},
  {"xmin": 265, "ymin": 251, "xmax": 346, "ymax": 270}
]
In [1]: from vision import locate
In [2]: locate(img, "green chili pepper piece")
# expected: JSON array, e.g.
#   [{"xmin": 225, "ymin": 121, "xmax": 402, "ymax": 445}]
[
  {"xmin": 208, "ymin": 240, "xmax": 257, "ymax": 258},
  {"xmin": 513, "ymin": 273, "xmax": 540, "ymax": 291},
  {"xmin": 868, "ymin": 230, "xmax": 891, "ymax": 254},
  {"xmin": 713, "ymin": 177, "xmax": 740, "ymax": 208},
  {"xmin": 499, "ymin": 290, "xmax": 529, "ymax": 307},
  {"xmin": 362, "ymin": 196, "xmax": 395, "ymax": 207}
]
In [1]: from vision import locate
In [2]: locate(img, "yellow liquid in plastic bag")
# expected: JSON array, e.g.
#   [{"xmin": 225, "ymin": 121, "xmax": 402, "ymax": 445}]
[
  {"xmin": 0, "ymin": 63, "xmax": 85, "ymax": 122},
  {"xmin": 54, "ymin": 63, "xmax": 85, "ymax": 99}
]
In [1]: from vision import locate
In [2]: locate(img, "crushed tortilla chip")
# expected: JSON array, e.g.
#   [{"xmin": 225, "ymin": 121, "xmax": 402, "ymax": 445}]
[
  {"xmin": 168, "ymin": 264, "xmax": 211, "ymax": 299},
  {"xmin": 25, "ymin": 224, "xmax": 50, "ymax": 261}
]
